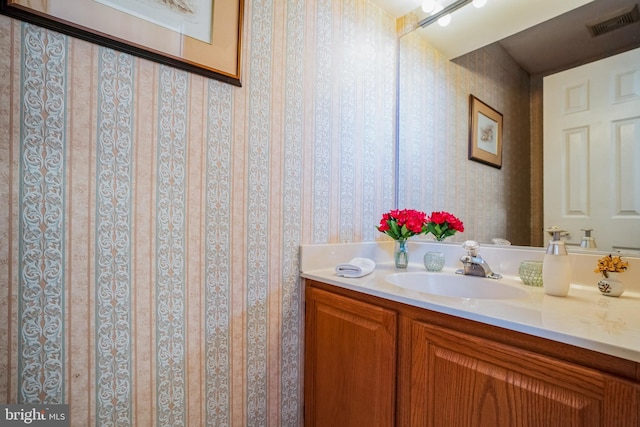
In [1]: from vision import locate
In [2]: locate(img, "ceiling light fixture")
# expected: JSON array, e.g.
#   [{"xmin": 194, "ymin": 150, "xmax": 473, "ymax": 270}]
[
  {"xmin": 472, "ymin": 0, "xmax": 487, "ymax": 8},
  {"xmin": 421, "ymin": 0, "xmax": 436, "ymax": 13},
  {"xmin": 418, "ymin": 0, "xmax": 473, "ymax": 28},
  {"xmin": 437, "ymin": 13, "xmax": 452, "ymax": 26}
]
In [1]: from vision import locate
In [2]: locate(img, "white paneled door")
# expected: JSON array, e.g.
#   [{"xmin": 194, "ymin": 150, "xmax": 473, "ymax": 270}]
[{"xmin": 544, "ymin": 48, "xmax": 640, "ymax": 253}]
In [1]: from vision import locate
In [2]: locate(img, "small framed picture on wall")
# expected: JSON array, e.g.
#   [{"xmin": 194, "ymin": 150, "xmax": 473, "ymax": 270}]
[{"xmin": 468, "ymin": 95, "xmax": 503, "ymax": 169}]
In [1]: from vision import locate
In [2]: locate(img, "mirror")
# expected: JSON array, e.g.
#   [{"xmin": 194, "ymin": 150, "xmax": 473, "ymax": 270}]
[{"xmin": 396, "ymin": 0, "xmax": 640, "ymax": 252}]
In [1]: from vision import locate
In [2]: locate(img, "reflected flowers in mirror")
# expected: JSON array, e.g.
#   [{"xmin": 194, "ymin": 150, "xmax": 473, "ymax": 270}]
[{"xmin": 424, "ymin": 211, "xmax": 464, "ymax": 241}]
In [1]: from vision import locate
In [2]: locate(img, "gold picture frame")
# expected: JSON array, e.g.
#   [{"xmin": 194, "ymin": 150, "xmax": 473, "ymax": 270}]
[
  {"xmin": 469, "ymin": 95, "xmax": 503, "ymax": 169},
  {"xmin": 1, "ymin": 0, "xmax": 244, "ymax": 87}
]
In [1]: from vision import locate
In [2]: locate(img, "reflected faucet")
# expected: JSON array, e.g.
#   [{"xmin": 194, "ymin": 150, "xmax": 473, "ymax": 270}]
[{"xmin": 456, "ymin": 240, "xmax": 502, "ymax": 279}]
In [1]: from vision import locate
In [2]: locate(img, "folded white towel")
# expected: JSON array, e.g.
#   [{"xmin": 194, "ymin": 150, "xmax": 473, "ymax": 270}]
[{"xmin": 335, "ymin": 257, "xmax": 376, "ymax": 278}]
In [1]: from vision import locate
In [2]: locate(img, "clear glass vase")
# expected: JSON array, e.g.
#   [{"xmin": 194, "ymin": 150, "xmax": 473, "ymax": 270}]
[{"xmin": 394, "ymin": 240, "xmax": 409, "ymax": 268}]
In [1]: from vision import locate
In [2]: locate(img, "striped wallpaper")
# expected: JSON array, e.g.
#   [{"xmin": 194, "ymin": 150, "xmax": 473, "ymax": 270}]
[
  {"xmin": 0, "ymin": 0, "xmax": 538, "ymax": 426},
  {"xmin": 0, "ymin": 0, "xmax": 396, "ymax": 424}
]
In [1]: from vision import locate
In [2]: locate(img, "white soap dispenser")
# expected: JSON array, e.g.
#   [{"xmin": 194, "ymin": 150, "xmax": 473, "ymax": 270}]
[{"xmin": 542, "ymin": 228, "xmax": 571, "ymax": 296}]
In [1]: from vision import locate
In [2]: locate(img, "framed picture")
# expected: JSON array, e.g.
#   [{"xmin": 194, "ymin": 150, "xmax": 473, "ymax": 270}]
[
  {"xmin": 1, "ymin": 0, "xmax": 244, "ymax": 87},
  {"xmin": 468, "ymin": 95, "xmax": 503, "ymax": 169}
]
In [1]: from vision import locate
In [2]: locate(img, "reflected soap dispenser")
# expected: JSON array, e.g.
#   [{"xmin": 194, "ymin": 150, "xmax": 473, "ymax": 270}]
[
  {"xmin": 542, "ymin": 228, "xmax": 571, "ymax": 296},
  {"xmin": 579, "ymin": 228, "xmax": 597, "ymax": 250}
]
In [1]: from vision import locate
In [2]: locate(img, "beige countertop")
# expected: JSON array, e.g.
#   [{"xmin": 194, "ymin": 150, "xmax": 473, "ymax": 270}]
[{"xmin": 300, "ymin": 241, "xmax": 640, "ymax": 363}]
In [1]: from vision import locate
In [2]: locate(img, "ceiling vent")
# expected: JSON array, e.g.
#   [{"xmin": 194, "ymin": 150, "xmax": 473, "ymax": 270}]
[{"xmin": 587, "ymin": 4, "xmax": 640, "ymax": 37}]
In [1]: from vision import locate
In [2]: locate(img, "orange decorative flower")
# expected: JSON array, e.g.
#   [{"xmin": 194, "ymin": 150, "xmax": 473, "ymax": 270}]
[{"xmin": 594, "ymin": 254, "xmax": 629, "ymax": 278}]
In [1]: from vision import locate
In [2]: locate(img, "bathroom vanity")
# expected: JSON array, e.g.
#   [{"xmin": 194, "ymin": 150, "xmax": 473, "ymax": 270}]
[{"xmin": 301, "ymin": 242, "xmax": 640, "ymax": 427}]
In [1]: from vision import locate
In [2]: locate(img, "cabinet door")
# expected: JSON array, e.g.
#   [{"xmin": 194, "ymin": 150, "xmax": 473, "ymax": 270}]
[
  {"xmin": 407, "ymin": 321, "xmax": 640, "ymax": 427},
  {"xmin": 305, "ymin": 287, "xmax": 397, "ymax": 427}
]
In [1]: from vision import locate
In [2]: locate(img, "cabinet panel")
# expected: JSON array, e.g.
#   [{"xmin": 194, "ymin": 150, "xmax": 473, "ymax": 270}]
[
  {"xmin": 409, "ymin": 321, "xmax": 640, "ymax": 427},
  {"xmin": 305, "ymin": 287, "xmax": 397, "ymax": 427}
]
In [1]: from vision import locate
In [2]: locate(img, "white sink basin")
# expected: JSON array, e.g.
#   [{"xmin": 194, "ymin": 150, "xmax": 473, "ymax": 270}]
[{"xmin": 385, "ymin": 272, "xmax": 528, "ymax": 300}]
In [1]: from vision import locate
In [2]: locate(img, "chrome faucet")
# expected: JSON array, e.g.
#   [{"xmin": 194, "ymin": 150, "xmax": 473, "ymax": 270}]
[{"xmin": 456, "ymin": 240, "xmax": 502, "ymax": 279}]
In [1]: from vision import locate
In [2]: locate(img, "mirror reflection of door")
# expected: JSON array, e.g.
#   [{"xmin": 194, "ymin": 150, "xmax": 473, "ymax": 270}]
[{"xmin": 544, "ymin": 47, "xmax": 640, "ymax": 253}]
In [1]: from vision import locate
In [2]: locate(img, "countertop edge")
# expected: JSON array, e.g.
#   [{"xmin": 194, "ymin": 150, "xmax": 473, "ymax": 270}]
[{"xmin": 301, "ymin": 266, "xmax": 640, "ymax": 364}]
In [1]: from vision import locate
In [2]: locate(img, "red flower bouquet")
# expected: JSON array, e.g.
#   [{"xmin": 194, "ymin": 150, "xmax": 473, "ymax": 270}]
[
  {"xmin": 424, "ymin": 211, "xmax": 464, "ymax": 241},
  {"xmin": 377, "ymin": 209, "xmax": 428, "ymax": 241}
]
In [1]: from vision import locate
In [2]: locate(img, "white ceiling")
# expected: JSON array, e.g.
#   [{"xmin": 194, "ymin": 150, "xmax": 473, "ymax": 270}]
[
  {"xmin": 413, "ymin": 0, "xmax": 593, "ymax": 60},
  {"xmin": 371, "ymin": 0, "xmax": 421, "ymax": 18},
  {"xmin": 371, "ymin": 0, "xmax": 594, "ymax": 59},
  {"xmin": 498, "ymin": 0, "xmax": 640, "ymax": 76}
]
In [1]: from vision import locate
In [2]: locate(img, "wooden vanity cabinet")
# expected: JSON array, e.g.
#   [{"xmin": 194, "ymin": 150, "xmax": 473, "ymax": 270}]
[
  {"xmin": 304, "ymin": 286, "xmax": 397, "ymax": 427},
  {"xmin": 406, "ymin": 320, "xmax": 640, "ymax": 427},
  {"xmin": 304, "ymin": 280, "xmax": 640, "ymax": 427}
]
